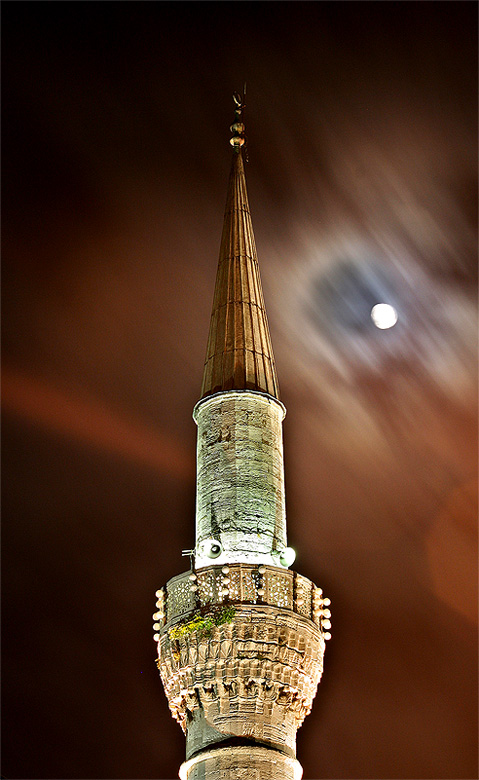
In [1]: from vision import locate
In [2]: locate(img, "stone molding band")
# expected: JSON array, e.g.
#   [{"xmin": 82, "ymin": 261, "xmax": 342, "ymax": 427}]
[
  {"xmin": 179, "ymin": 745, "xmax": 303, "ymax": 780},
  {"xmin": 193, "ymin": 389, "xmax": 287, "ymax": 421}
]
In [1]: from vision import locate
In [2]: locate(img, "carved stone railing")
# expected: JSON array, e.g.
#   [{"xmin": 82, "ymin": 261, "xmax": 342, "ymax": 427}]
[{"xmin": 153, "ymin": 563, "xmax": 331, "ymax": 637}]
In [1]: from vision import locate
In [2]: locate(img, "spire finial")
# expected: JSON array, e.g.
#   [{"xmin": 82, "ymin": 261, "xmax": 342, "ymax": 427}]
[
  {"xmin": 229, "ymin": 87, "xmax": 246, "ymax": 152},
  {"xmin": 200, "ymin": 85, "xmax": 279, "ymax": 401}
]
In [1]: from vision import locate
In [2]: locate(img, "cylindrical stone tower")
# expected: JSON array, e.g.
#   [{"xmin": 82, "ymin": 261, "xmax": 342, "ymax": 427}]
[{"xmin": 154, "ymin": 94, "xmax": 331, "ymax": 780}]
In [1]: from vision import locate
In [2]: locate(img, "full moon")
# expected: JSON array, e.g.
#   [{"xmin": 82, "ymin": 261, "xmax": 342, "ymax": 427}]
[{"xmin": 371, "ymin": 303, "xmax": 398, "ymax": 329}]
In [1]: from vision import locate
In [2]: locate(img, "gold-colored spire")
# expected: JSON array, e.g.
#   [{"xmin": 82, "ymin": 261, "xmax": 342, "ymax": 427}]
[{"xmin": 200, "ymin": 96, "xmax": 279, "ymax": 400}]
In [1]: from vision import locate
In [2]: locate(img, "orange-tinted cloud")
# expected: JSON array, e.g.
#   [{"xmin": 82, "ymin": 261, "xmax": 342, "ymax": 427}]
[
  {"xmin": 2, "ymin": 365, "xmax": 195, "ymax": 481},
  {"xmin": 426, "ymin": 478, "xmax": 478, "ymax": 624}
]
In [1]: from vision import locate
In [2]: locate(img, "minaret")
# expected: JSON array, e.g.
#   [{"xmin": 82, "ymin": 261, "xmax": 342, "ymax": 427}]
[{"xmin": 154, "ymin": 94, "xmax": 331, "ymax": 780}]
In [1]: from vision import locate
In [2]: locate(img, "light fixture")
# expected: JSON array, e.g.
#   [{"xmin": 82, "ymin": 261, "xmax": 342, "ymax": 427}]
[
  {"xmin": 279, "ymin": 547, "xmax": 296, "ymax": 568},
  {"xmin": 198, "ymin": 538, "xmax": 223, "ymax": 559}
]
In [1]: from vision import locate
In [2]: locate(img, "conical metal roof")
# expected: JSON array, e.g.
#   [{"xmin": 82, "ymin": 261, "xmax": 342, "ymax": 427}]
[{"xmin": 200, "ymin": 145, "xmax": 280, "ymax": 400}]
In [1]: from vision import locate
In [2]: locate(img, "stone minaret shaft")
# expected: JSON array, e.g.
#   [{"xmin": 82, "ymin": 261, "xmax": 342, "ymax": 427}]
[{"xmin": 154, "ymin": 96, "xmax": 331, "ymax": 780}]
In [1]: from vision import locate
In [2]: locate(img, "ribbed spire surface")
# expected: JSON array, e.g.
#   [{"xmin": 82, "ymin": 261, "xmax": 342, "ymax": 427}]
[{"xmin": 200, "ymin": 149, "xmax": 279, "ymax": 400}]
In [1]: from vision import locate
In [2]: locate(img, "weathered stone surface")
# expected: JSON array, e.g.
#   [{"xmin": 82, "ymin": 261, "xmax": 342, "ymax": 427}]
[
  {"xmin": 193, "ymin": 391, "xmax": 287, "ymax": 567},
  {"xmin": 157, "ymin": 603, "xmax": 324, "ymax": 757},
  {"xmin": 179, "ymin": 745, "xmax": 302, "ymax": 780}
]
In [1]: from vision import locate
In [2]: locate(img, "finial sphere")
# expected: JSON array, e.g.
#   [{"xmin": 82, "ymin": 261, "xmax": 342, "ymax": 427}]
[{"xmin": 230, "ymin": 121, "xmax": 245, "ymax": 147}]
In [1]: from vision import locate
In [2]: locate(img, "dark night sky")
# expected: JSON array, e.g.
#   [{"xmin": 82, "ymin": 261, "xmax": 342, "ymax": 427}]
[{"xmin": 2, "ymin": 2, "xmax": 477, "ymax": 779}]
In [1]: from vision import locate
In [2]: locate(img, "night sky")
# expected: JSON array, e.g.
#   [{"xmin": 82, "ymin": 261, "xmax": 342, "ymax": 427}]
[{"xmin": 2, "ymin": 2, "xmax": 477, "ymax": 779}]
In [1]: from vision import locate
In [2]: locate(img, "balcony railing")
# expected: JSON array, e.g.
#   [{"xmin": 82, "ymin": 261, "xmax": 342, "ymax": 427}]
[{"xmin": 153, "ymin": 563, "xmax": 331, "ymax": 639}]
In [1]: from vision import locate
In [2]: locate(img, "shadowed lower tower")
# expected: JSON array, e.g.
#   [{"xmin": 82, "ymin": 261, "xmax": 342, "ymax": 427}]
[{"xmin": 154, "ymin": 94, "xmax": 331, "ymax": 780}]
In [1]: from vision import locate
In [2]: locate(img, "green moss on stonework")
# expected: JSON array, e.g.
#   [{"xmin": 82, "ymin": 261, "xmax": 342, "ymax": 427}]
[{"xmin": 168, "ymin": 605, "xmax": 236, "ymax": 641}]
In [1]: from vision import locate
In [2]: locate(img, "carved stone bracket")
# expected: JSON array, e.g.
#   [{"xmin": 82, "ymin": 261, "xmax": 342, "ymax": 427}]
[{"xmin": 157, "ymin": 603, "xmax": 325, "ymax": 754}]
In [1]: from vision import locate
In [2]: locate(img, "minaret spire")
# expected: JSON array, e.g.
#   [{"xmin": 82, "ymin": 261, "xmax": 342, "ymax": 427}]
[{"xmin": 200, "ymin": 93, "xmax": 279, "ymax": 400}]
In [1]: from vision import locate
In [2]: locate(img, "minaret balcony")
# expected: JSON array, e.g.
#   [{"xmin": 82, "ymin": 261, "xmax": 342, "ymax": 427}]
[
  {"xmin": 154, "ymin": 563, "xmax": 331, "ymax": 755},
  {"xmin": 154, "ymin": 563, "xmax": 330, "ymax": 633}
]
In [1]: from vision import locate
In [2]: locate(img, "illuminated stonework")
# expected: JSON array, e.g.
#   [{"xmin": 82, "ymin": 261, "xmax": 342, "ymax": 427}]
[
  {"xmin": 158, "ymin": 603, "xmax": 324, "ymax": 742},
  {"xmin": 194, "ymin": 391, "xmax": 287, "ymax": 568},
  {"xmin": 155, "ymin": 564, "xmax": 330, "ymax": 630},
  {"xmin": 154, "ymin": 95, "xmax": 331, "ymax": 779},
  {"xmin": 180, "ymin": 746, "xmax": 302, "ymax": 780},
  {"xmin": 156, "ymin": 566, "xmax": 329, "ymax": 777}
]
